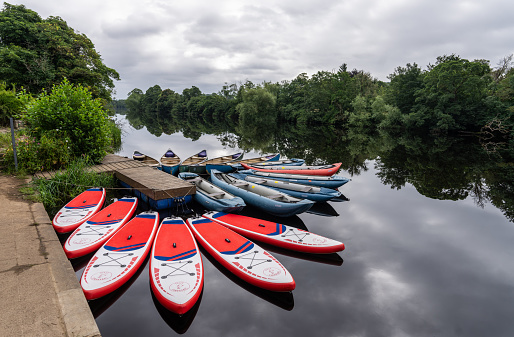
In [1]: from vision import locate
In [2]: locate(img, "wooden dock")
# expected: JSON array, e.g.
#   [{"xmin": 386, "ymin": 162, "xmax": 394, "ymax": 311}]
[{"xmin": 33, "ymin": 154, "xmax": 196, "ymax": 206}]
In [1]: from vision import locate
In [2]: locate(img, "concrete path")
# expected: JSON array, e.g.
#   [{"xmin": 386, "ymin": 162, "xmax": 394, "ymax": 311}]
[{"xmin": 0, "ymin": 174, "xmax": 101, "ymax": 337}]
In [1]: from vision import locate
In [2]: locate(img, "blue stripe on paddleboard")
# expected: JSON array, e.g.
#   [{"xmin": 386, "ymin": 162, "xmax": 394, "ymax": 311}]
[
  {"xmin": 212, "ymin": 212, "xmax": 227, "ymax": 219},
  {"xmin": 155, "ymin": 248, "xmax": 197, "ymax": 261},
  {"xmin": 162, "ymin": 219, "xmax": 185, "ymax": 225},
  {"xmin": 65, "ymin": 204, "xmax": 98, "ymax": 209},
  {"xmin": 105, "ymin": 242, "xmax": 145, "ymax": 251},
  {"xmin": 87, "ymin": 219, "xmax": 123, "ymax": 225},
  {"xmin": 119, "ymin": 198, "xmax": 136, "ymax": 203},
  {"xmin": 87, "ymin": 188, "xmax": 103, "ymax": 192},
  {"xmin": 192, "ymin": 218, "xmax": 212, "ymax": 224},
  {"xmin": 268, "ymin": 223, "xmax": 287, "ymax": 236},
  {"xmin": 136, "ymin": 214, "xmax": 157, "ymax": 219},
  {"xmin": 221, "ymin": 241, "xmax": 254, "ymax": 255}
]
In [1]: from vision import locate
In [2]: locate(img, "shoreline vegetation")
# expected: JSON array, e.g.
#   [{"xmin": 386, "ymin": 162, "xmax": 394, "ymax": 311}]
[{"xmin": 0, "ymin": 3, "xmax": 512, "ymax": 214}]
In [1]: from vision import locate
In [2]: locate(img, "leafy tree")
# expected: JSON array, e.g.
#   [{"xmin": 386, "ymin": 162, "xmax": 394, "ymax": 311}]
[
  {"xmin": 0, "ymin": 3, "xmax": 119, "ymax": 101},
  {"xmin": 385, "ymin": 63, "xmax": 423, "ymax": 113},
  {"xmin": 407, "ymin": 57, "xmax": 495, "ymax": 132}
]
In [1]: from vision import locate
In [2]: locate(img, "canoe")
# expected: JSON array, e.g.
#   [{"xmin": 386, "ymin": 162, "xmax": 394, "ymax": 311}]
[
  {"xmin": 64, "ymin": 197, "xmax": 138, "ymax": 259},
  {"xmin": 250, "ymin": 158, "xmax": 305, "ymax": 167},
  {"xmin": 80, "ymin": 211, "xmax": 159, "ymax": 300},
  {"xmin": 150, "ymin": 217, "xmax": 204, "ymax": 315},
  {"xmin": 179, "ymin": 150, "xmax": 207, "ymax": 173},
  {"xmin": 240, "ymin": 162, "xmax": 342, "ymax": 176},
  {"xmin": 133, "ymin": 151, "xmax": 160, "ymax": 168},
  {"xmin": 237, "ymin": 169, "xmax": 350, "ymax": 189},
  {"xmin": 228, "ymin": 153, "xmax": 280, "ymax": 172},
  {"xmin": 210, "ymin": 169, "xmax": 313, "ymax": 217},
  {"xmin": 203, "ymin": 211, "xmax": 345, "ymax": 254},
  {"xmin": 191, "ymin": 152, "xmax": 244, "ymax": 175},
  {"xmin": 228, "ymin": 172, "xmax": 342, "ymax": 202},
  {"xmin": 52, "ymin": 188, "xmax": 106, "ymax": 234},
  {"xmin": 186, "ymin": 215, "xmax": 295, "ymax": 292},
  {"xmin": 160, "ymin": 149, "xmax": 181, "ymax": 175},
  {"xmin": 178, "ymin": 172, "xmax": 245, "ymax": 213}
]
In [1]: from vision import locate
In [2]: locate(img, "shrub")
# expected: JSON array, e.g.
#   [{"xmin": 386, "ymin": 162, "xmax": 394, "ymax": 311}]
[
  {"xmin": 0, "ymin": 83, "xmax": 24, "ymax": 126},
  {"xmin": 23, "ymin": 79, "xmax": 117, "ymax": 162},
  {"xmin": 3, "ymin": 130, "xmax": 71, "ymax": 174}
]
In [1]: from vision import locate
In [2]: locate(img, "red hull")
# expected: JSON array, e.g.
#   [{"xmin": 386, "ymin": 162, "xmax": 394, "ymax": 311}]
[{"xmin": 241, "ymin": 162, "xmax": 342, "ymax": 176}]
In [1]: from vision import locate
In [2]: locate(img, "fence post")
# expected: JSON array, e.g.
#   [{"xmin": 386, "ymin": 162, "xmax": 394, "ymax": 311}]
[{"xmin": 10, "ymin": 117, "xmax": 18, "ymax": 171}]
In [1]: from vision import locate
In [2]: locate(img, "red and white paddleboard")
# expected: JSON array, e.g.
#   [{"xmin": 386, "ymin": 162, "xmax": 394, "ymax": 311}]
[
  {"xmin": 203, "ymin": 212, "xmax": 345, "ymax": 254},
  {"xmin": 52, "ymin": 188, "xmax": 106, "ymax": 234},
  {"xmin": 80, "ymin": 211, "xmax": 159, "ymax": 300},
  {"xmin": 64, "ymin": 197, "xmax": 138, "ymax": 259},
  {"xmin": 186, "ymin": 215, "xmax": 295, "ymax": 292},
  {"xmin": 150, "ymin": 217, "xmax": 204, "ymax": 315}
]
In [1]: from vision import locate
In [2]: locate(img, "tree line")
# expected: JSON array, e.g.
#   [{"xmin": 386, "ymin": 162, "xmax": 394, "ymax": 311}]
[{"xmin": 121, "ymin": 54, "xmax": 513, "ymax": 136}]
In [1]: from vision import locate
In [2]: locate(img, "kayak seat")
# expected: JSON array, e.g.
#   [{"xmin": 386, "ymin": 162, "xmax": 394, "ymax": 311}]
[
  {"xmin": 268, "ymin": 194, "xmax": 284, "ymax": 200},
  {"xmin": 207, "ymin": 192, "xmax": 225, "ymax": 198},
  {"xmin": 233, "ymin": 182, "xmax": 248, "ymax": 187}
]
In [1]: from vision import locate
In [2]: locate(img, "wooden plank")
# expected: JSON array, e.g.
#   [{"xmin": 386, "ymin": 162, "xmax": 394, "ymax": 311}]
[{"xmin": 115, "ymin": 166, "xmax": 195, "ymax": 200}]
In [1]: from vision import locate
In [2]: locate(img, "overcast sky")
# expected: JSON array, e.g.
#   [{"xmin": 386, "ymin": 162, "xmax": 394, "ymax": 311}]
[{"xmin": 12, "ymin": 0, "xmax": 514, "ymax": 99}]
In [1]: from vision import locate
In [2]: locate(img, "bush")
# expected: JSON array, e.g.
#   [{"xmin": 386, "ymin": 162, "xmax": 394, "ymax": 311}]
[
  {"xmin": 0, "ymin": 83, "xmax": 24, "ymax": 126},
  {"xmin": 3, "ymin": 130, "xmax": 71, "ymax": 174},
  {"xmin": 23, "ymin": 79, "xmax": 117, "ymax": 162}
]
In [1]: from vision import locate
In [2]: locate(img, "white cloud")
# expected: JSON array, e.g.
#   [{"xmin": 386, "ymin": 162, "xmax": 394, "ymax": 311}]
[{"xmin": 9, "ymin": 0, "xmax": 514, "ymax": 98}]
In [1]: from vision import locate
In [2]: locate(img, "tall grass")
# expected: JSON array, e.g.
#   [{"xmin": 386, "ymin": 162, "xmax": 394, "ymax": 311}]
[{"xmin": 31, "ymin": 157, "xmax": 117, "ymax": 213}]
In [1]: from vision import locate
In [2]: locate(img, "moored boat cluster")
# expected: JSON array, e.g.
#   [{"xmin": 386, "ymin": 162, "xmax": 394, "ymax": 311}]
[{"xmin": 51, "ymin": 149, "xmax": 349, "ymax": 316}]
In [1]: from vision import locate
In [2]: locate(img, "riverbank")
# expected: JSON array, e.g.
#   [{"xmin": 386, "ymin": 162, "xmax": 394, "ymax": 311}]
[{"xmin": 0, "ymin": 173, "xmax": 101, "ymax": 337}]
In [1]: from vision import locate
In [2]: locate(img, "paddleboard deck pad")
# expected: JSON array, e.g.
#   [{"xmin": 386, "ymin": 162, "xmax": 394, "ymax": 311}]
[
  {"xmin": 81, "ymin": 211, "xmax": 159, "ymax": 300},
  {"xmin": 186, "ymin": 215, "xmax": 295, "ymax": 292},
  {"xmin": 150, "ymin": 217, "xmax": 204, "ymax": 315},
  {"xmin": 52, "ymin": 188, "xmax": 106, "ymax": 234},
  {"xmin": 64, "ymin": 197, "xmax": 138, "ymax": 259},
  {"xmin": 203, "ymin": 211, "xmax": 345, "ymax": 254}
]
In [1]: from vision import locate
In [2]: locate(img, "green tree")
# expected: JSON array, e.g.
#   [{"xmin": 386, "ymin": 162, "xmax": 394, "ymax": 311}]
[
  {"xmin": 407, "ymin": 57, "xmax": 495, "ymax": 132},
  {"xmin": 0, "ymin": 3, "xmax": 119, "ymax": 101},
  {"xmin": 385, "ymin": 63, "xmax": 423, "ymax": 113}
]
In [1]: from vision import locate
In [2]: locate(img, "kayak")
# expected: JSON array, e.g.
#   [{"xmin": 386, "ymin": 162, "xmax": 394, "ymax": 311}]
[{"xmin": 240, "ymin": 162, "xmax": 342, "ymax": 176}]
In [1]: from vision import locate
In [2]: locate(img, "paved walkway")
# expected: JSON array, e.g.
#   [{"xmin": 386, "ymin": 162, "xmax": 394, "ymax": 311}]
[{"xmin": 0, "ymin": 174, "xmax": 101, "ymax": 337}]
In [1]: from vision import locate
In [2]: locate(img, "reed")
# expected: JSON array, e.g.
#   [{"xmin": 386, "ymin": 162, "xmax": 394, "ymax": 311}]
[{"xmin": 31, "ymin": 157, "xmax": 117, "ymax": 212}]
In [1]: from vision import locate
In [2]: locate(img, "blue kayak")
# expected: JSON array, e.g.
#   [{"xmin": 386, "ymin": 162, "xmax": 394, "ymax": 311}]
[
  {"xmin": 179, "ymin": 172, "xmax": 245, "ymax": 213},
  {"xmin": 209, "ymin": 169, "xmax": 313, "ymax": 217},
  {"xmin": 236, "ymin": 169, "xmax": 350, "ymax": 189},
  {"xmin": 228, "ymin": 172, "xmax": 342, "ymax": 202}
]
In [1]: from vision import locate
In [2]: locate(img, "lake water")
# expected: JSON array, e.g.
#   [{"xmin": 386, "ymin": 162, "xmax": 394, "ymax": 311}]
[{"xmin": 74, "ymin": 114, "xmax": 514, "ymax": 337}]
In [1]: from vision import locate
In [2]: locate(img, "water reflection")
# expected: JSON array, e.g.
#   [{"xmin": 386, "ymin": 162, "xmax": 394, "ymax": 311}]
[
  {"xmin": 95, "ymin": 113, "xmax": 514, "ymax": 337},
  {"xmin": 121, "ymin": 110, "xmax": 513, "ymax": 222},
  {"xmin": 151, "ymin": 290, "xmax": 202, "ymax": 334}
]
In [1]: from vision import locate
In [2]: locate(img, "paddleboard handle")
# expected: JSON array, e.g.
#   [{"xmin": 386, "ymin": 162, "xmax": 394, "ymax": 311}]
[
  {"xmin": 107, "ymin": 214, "xmax": 111, "ymax": 217},
  {"xmin": 225, "ymin": 238, "xmax": 231, "ymax": 243},
  {"xmin": 259, "ymin": 224, "xmax": 265, "ymax": 227},
  {"xmin": 173, "ymin": 243, "xmax": 176, "ymax": 248},
  {"xmin": 128, "ymin": 235, "xmax": 132, "ymax": 240}
]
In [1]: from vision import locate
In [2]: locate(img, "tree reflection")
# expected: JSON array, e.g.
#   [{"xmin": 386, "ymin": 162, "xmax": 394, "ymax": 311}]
[{"xmin": 122, "ymin": 108, "xmax": 513, "ymax": 222}]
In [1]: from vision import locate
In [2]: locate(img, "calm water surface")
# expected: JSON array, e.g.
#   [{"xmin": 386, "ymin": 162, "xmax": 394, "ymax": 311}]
[{"xmin": 73, "ymin": 115, "xmax": 514, "ymax": 337}]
